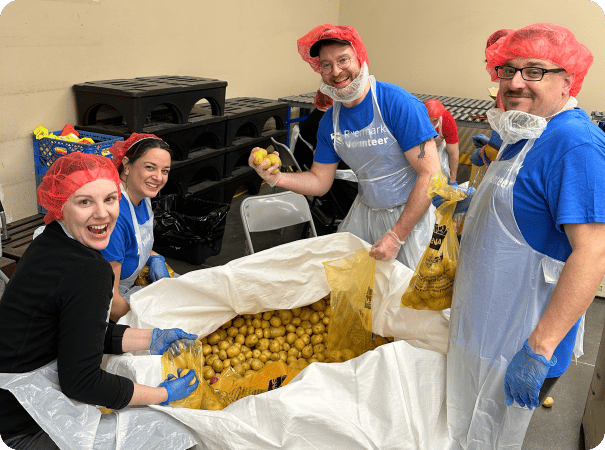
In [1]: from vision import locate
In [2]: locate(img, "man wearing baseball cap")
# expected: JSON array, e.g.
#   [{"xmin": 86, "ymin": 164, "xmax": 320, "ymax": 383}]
[
  {"xmin": 250, "ymin": 24, "xmax": 442, "ymax": 270},
  {"xmin": 447, "ymin": 23, "xmax": 605, "ymax": 449}
]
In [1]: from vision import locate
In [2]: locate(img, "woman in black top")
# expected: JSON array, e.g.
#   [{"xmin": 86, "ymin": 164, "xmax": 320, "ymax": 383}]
[{"xmin": 0, "ymin": 152, "xmax": 199, "ymax": 449}]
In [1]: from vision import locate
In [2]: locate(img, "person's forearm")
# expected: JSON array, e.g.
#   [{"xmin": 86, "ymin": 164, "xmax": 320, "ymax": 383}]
[
  {"xmin": 390, "ymin": 174, "xmax": 433, "ymax": 240},
  {"xmin": 447, "ymin": 143, "xmax": 459, "ymax": 183},
  {"xmin": 273, "ymin": 168, "xmax": 332, "ymax": 197},
  {"xmin": 529, "ymin": 249, "xmax": 602, "ymax": 359},
  {"xmin": 110, "ymin": 293, "xmax": 131, "ymax": 322},
  {"xmin": 128, "ymin": 382, "xmax": 169, "ymax": 406},
  {"xmin": 122, "ymin": 328, "xmax": 154, "ymax": 353}
]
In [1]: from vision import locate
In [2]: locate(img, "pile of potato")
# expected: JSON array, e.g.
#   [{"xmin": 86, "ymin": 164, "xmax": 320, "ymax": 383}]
[{"xmin": 163, "ymin": 295, "xmax": 394, "ymax": 407}]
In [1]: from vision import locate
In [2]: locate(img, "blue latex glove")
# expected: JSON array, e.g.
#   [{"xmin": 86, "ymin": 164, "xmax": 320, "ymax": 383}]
[
  {"xmin": 167, "ymin": 338, "xmax": 198, "ymax": 357},
  {"xmin": 431, "ymin": 183, "xmax": 476, "ymax": 214},
  {"xmin": 472, "ymin": 134, "xmax": 490, "ymax": 149},
  {"xmin": 470, "ymin": 148, "xmax": 485, "ymax": 166},
  {"xmin": 159, "ymin": 368, "xmax": 199, "ymax": 406},
  {"xmin": 148, "ymin": 254, "xmax": 170, "ymax": 282},
  {"xmin": 150, "ymin": 328, "xmax": 198, "ymax": 355},
  {"xmin": 504, "ymin": 339, "xmax": 557, "ymax": 409}
]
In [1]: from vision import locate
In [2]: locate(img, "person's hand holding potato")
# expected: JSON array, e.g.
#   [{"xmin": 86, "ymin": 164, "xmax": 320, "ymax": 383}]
[{"xmin": 249, "ymin": 147, "xmax": 282, "ymax": 187}]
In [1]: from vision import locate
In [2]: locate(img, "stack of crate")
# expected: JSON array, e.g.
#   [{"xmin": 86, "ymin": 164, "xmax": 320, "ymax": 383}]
[
  {"xmin": 73, "ymin": 75, "xmax": 289, "ymax": 263},
  {"xmin": 73, "ymin": 75, "xmax": 289, "ymax": 204}
]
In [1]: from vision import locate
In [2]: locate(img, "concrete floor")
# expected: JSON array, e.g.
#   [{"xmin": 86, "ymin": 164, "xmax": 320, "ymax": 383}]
[
  {"xmin": 164, "ymin": 182, "xmax": 605, "ymax": 450},
  {"xmin": 0, "ymin": 182, "xmax": 601, "ymax": 448}
]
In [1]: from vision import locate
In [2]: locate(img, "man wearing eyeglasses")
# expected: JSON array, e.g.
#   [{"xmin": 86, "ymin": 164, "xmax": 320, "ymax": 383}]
[
  {"xmin": 447, "ymin": 23, "xmax": 605, "ymax": 449},
  {"xmin": 250, "ymin": 24, "xmax": 442, "ymax": 270}
]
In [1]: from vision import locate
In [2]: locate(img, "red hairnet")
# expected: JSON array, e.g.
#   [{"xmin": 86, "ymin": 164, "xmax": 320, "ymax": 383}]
[
  {"xmin": 485, "ymin": 29, "xmax": 513, "ymax": 81},
  {"xmin": 424, "ymin": 99, "xmax": 446, "ymax": 118},
  {"xmin": 108, "ymin": 132, "xmax": 162, "ymax": 169},
  {"xmin": 37, "ymin": 152, "xmax": 121, "ymax": 224},
  {"xmin": 485, "ymin": 23, "xmax": 593, "ymax": 96},
  {"xmin": 297, "ymin": 24, "xmax": 369, "ymax": 74},
  {"xmin": 314, "ymin": 89, "xmax": 333, "ymax": 110}
]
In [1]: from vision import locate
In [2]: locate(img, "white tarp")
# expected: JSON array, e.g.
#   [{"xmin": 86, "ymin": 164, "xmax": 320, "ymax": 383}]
[{"xmin": 2, "ymin": 232, "xmax": 451, "ymax": 449}]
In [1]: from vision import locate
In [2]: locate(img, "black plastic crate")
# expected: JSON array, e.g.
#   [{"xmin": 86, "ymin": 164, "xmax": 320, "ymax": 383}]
[
  {"xmin": 188, "ymin": 180, "xmax": 227, "ymax": 204},
  {"xmin": 73, "ymin": 75, "xmax": 228, "ymax": 133},
  {"xmin": 166, "ymin": 147, "xmax": 226, "ymax": 196},
  {"xmin": 77, "ymin": 112, "xmax": 227, "ymax": 161},
  {"xmin": 194, "ymin": 97, "xmax": 288, "ymax": 146},
  {"xmin": 222, "ymin": 166, "xmax": 263, "ymax": 200}
]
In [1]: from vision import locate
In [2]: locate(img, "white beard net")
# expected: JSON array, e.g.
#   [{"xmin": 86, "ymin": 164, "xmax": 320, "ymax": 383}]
[{"xmin": 319, "ymin": 63, "xmax": 370, "ymax": 104}]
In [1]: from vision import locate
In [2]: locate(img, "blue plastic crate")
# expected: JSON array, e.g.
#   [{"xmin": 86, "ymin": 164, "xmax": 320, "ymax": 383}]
[
  {"xmin": 33, "ymin": 129, "xmax": 122, "ymax": 171},
  {"xmin": 35, "ymin": 174, "xmax": 47, "ymax": 214},
  {"xmin": 33, "ymin": 129, "xmax": 122, "ymax": 214}
]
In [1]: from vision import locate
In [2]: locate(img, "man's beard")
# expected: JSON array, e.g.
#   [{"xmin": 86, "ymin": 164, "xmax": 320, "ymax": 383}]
[{"xmin": 319, "ymin": 63, "xmax": 369, "ymax": 104}]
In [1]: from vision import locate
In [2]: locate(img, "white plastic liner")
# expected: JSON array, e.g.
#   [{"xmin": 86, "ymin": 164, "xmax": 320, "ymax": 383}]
[{"xmin": 1, "ymin": 232, "xmax": 450, "ymax": 449}]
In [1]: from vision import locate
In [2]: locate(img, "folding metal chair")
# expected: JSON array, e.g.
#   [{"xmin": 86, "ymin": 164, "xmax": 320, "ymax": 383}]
[
  {"xmin": 270, "ymin": 133, "xmax": 356, "ymax": 233},
  {"xmin": 240, "ymin": 190, "xmax": 317, "ymax": 254}
]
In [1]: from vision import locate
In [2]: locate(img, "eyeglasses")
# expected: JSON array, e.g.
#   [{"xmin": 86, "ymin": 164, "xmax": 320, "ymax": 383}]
[
  {"xmin": 319, "ymin": 55, "xmax": 352, "ymax": 74},
  {"xmin": 495, "ymin": 65, "xmax": 566, "ymax": 81}
]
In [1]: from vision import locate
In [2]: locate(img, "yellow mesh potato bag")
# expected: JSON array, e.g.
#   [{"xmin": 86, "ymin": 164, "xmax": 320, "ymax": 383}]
[
  {"xmin": 211, "ymin": 361, "xmax": 303, "ymax": 407},
  {"xmin": 401, "ymin": 172, "xmax": 466, "ymax": 311},
  {"xmin": 161, "ymin": 339, "xmax": 226, "ymax": 409},
  {"xmin": 323, "ymin": 248, "xmax": 375, "ymax": 361}
]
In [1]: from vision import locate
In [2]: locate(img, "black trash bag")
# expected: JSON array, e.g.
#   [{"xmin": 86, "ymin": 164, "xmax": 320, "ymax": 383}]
[{"xmin": 152, "ymin": 194, "xmax": 230, "ymax": 254}]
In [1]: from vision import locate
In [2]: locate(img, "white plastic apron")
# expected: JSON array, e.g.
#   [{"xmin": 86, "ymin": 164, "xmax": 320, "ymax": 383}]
[
  {"xmin": 434, "ymin": 120, "xmax": 450, "ymax": 180},
  {"xmin": 332, "ymin": 77, "xmax": 434, "ymax": 269},
  {"xmin": 447, "ymin": 137, "xmax": 565, "ymax": 449},
  {"xmin": 119, "ymin": 185, "xmax": 154, "ymax": 303}
]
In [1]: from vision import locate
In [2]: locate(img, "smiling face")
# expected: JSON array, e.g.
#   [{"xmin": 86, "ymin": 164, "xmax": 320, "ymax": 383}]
[
  {"xmin": 499, "ymin": 57, "xmax": 575, "ymax": 117},
  {"xmin": 122, "ymin": 146, "xmax": 171, "ymax": 205},
  {"xmin": 60, "ymin": 179, "xmax": 120, "ymax": 250},
  {"xmin": 318, "ymin": 42, "xmax": 361, "ymax": 91}
]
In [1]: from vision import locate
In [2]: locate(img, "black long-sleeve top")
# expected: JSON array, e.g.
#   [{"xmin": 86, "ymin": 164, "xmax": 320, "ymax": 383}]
[{"xmin": 0, "ymin": 221, "xmax": 135, "ymax": 438}]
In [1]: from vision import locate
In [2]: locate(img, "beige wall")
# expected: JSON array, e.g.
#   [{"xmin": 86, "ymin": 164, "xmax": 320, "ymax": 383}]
[
  {"xmin": 341, "ymin": 0, "xmax": 605, "ymax": 112},
  {"xmin": 0, "ymin": 0, "xmax": 339, "ymax": 221},
  {"xmin": 1, "ymin": 0, "xmax": 604, "ymax": 221}
]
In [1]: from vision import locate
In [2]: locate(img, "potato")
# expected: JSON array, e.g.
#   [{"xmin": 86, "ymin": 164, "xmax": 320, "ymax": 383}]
[
  {"xmin": 277, "ymin": 309, "xmax": 293, "ymax": 324},
  {"xmin": 245, "ymin": 334, "xmax": 259, "ymax": 348},
  {"xmin": 269, "ymin": 340, "xmax": 281, "ymax": 353},
  {"xmin": 311, "ymin": 299, "xmax": 327, "ymax": 311},
  {"xmin": 342, "ymin": 349, "xmax": 356, "ymax": 361},
  {"xmin": 266, "ymin": 153, "xmax": 281, "ymax": 174},
  {"xmin": 212, "ymin": 359, "xmax": 224, "ymax": 373},
  {"xmin": 226, "ymin": 345, "xmax": 241, "ymax": 358},
  {"xmin": 250, "ymin": 358, "xmax": 264, "ymax": 371},
  {"xmin": 301, "ymin": 344, "xmax": 313, "ymax": 359},
  {"xmin": 207, "ymin": 332, "xmax": 221, "ymax": 345},
  {"xmin": 311, "ymin": 334, "xmax": 323, "ymax": 345},
  {"xmin": 253, "ymin": 148, "xmax": 268, "ymax": 165},
  {"xmin": 294, "ymin": 338, "xmax": 305, "ymax": 351},
  {"xmin": 202, "ymin": 366, "xmax": 215, "ymax": 380},
  {"xmin": 226, "ymin": 326, "xmax": 239, "ymax": 337}
]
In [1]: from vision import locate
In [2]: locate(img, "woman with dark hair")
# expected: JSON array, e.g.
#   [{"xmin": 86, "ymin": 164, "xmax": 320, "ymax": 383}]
[
  {"xmin": 0, "ymin": 152, "xmax": 198, "ymax": 449},
  {"xmin": 102, "ymin": 133, "xmax": 174, "ymax": 321}
]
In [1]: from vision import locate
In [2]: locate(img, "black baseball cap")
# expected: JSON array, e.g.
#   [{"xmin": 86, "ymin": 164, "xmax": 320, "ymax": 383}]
[{"xmin": 309, "ymin": 38, "xmax": 352, "ymax": 57}]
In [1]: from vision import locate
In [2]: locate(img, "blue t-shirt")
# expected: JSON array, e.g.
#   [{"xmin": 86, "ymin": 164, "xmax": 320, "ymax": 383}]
[
  {"xmin": 314, "ymin": 81, "xmax": 437, "ymax": 164},
  {"xmin": 501, "ymin": 108, "xmax": 605, "ymax": 376},
  {"xmin": 101, "ymin": 195, "xmax": 150, "ymax": 280}
]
